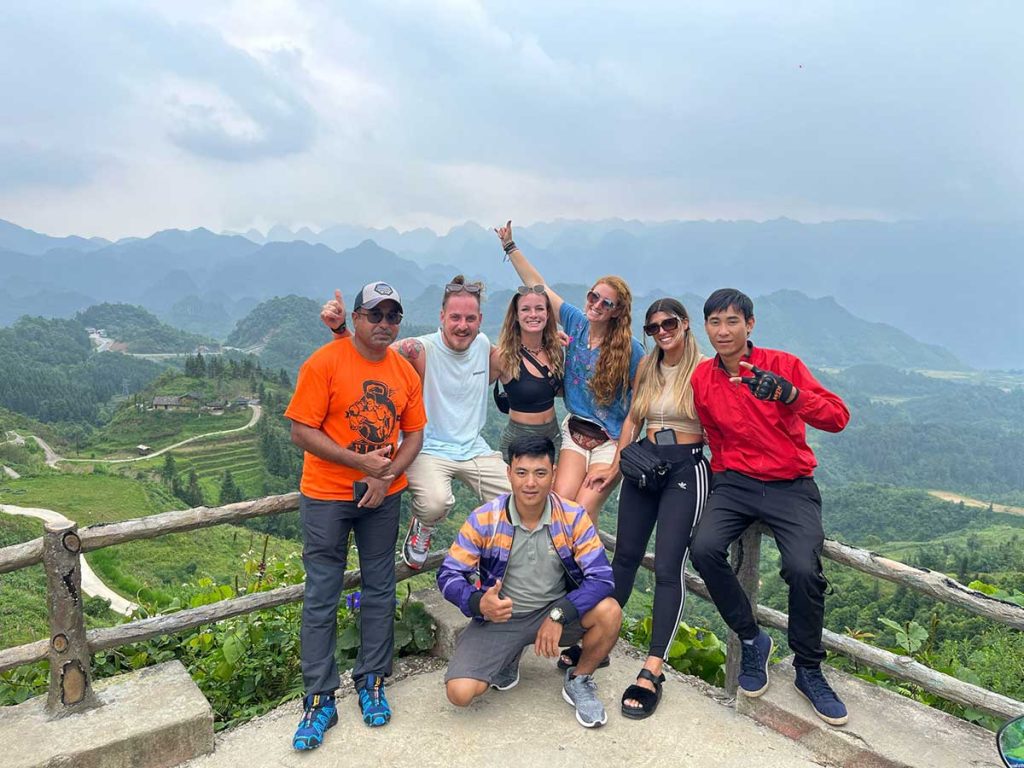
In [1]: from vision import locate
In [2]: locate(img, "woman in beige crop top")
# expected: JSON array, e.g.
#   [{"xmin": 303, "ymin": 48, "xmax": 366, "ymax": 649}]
[{"xmin": 591, "ymin": 297, "xmax": 711, "ymax": 720}]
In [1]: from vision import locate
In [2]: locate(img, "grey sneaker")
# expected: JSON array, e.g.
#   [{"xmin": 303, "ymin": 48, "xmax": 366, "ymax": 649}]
[
  {"xmin": 490, "ymin": 651, "xmax": 523, "ymax": 691},
  {"xmin": 562, "ymin": 669, "xmax": 607, "ymax": 728},
  {"xmin": 402, "ymin": 519, "xmax": 433, "ymax": 570}
]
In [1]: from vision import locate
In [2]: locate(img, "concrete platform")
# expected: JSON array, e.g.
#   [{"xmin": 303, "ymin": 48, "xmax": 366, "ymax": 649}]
[
  {"xmin": 182, "ymin": 645, "xmax": 829, "ymax": 768},
  {"xmin": 737, "ymin": 658, "xmax": 1000, "ymax": 767},
  {"xmin": 0, "ymin": 660, "xmax": 214, "ymax": 768}
]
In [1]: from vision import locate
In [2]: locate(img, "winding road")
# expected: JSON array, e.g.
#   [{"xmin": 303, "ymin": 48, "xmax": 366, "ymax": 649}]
[
  {"xmin": 0, "ymin": 504, "xmax": 139, "ymax": 616},
  {"xmin": 0, "ymin": 405, "xmax": 264, "ymax": 617},
  {"xmin": 58, "ymin": 404, "xmax": 263, "ymax": 464}
]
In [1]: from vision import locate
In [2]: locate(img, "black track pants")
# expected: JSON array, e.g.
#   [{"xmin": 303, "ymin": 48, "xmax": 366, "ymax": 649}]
[
  {"xmin": 612, "ymin": 442, "xmax": 710, "ymax": 659},
  {"xmin": 689, "ymin": 470, "xmax": 827, "ymax": 668}
]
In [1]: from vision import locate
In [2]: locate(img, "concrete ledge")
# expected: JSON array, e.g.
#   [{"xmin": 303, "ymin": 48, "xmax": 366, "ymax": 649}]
[
  {"xmin": 414, "ymin": 587, "xmax": 471, "ymax": 659},
  {"xmin": 737, "ymin": 658, "xmax": 999, "ymax": 767},
  {"xmin": 0, "ymin": 660, "xmax": 214, "ymax": 768}
]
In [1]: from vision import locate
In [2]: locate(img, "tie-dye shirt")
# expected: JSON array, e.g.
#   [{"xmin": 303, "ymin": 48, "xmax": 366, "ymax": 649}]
[{"xmin": 559, "ymin": 302, "xmax": 644, "ymax": 439}]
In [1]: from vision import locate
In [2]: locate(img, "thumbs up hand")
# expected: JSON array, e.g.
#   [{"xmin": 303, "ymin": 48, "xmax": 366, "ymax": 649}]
[{"xmin": 480, "ymin": 578, "xmax": 514, "ymax": 623}]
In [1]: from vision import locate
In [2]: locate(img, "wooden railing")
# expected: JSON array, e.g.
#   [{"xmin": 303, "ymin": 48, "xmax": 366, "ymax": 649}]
[{"xmin": 2, "ymin": 494, "xmax": 1024, "ymax": 722}]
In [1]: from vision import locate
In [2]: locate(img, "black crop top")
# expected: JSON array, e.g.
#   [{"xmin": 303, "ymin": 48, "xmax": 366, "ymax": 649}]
[{"xmin": 504, "ymin": 355, "xmax": 562, "ymax": 413}]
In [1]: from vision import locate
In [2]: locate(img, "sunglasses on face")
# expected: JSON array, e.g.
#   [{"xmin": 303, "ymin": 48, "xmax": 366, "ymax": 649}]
[
  {"xmin": 516, "ymin": 284, "xmax": 546, "ymax": 296},
  {"xmin": 356, "ymin": 308, "xmax": 403, "ymax": 325},
  {"xmin": 586, "ymin": 290, "xmax": 618, "ymax": 310},
  {"xmin": 445, "ymin": 282, "xmax": 483, "ymax": 295},
  {"xmin": 643, "ymin": 317, "xmax": 683, "ymax": 336}
]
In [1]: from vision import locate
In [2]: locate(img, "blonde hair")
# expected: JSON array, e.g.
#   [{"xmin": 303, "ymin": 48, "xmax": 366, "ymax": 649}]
[
  {"xmin": 629, "ymin": 298, "xmax": 701, "ymax": 426},
  {"xmin": 496, "ymin": 290, "xmax": 564, "ymax": 380},
  {"xmin": 589, "ymin": 275, "xmax": 635, "ymax": 407}
]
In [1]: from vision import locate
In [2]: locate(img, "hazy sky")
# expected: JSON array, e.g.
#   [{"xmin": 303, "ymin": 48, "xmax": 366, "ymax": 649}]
[{"xmin": 1, "ymin": 1, "xmax": 1021, "ymax": 239}]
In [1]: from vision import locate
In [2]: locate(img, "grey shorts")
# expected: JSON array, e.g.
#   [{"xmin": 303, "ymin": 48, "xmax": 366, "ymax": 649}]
[
  {"xmin": 444, "ymin": 603, "xmax": 585, "ymax": 684},
  {"xmin": 499, "ymin": 418, "xmax": 562, "ymax": 464}
]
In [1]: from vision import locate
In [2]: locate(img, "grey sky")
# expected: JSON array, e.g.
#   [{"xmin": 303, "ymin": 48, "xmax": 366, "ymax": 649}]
[{"xmin": 1, "ymin": 1, "xmax": 1020, "ymax": 239}]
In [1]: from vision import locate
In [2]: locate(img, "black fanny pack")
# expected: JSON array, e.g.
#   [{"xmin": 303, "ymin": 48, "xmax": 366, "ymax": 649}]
[{"xmin": 619, "ymin": 441, "xmax": 671, "ymax": 492}]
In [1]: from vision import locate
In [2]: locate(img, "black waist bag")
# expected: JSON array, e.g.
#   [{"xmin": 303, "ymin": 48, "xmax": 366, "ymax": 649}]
[{"xmin": 619, "ymin": 442, "xmax": 670, "ymax": 492}]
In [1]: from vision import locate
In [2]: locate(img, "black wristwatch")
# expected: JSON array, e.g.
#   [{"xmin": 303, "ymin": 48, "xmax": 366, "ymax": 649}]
[
  {"xmin": 548, "ymin": 606, "xmax": 566, "ymax": 624},
  {"xmin": 331, "ymin": 321, "xmax": 347, "ymax": 335}
]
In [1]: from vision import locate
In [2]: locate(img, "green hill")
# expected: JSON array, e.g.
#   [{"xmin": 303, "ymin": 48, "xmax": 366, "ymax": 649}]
[
  {"xmin": 76, "ymin": 303, "xmax": 214, "ymax": 353},
  {"xmin": 0, "ymin": 316, "xmax": 163, "ymax": 423}
]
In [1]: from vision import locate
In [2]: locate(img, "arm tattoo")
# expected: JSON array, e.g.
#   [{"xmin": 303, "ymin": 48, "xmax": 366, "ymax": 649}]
[{"xmin": 399, "ymin": 339, "xmax": 424, "ymax": 361}]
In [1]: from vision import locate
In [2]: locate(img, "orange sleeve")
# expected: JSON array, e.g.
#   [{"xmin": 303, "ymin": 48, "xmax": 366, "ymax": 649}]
[
  {"xmin": 284, "ymin": 349, "xmax": 331, "ymax": 428},
  {"xmin": 399, "ymin": 361, "xmax": 427, "ymax": 433}
]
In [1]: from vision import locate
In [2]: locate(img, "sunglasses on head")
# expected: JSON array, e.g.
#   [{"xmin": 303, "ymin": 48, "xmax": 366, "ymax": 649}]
[
  {"xmin": 643, "ymin": 316, "xmax": 683, "ymax": 336},
  {"xmin": 356, "ymin": 308, "xmax": 403, "ymax": 325},
  {"xmin": 586, "ymin": 290, "xmax": 618, "ymax": 310},
  {"xmin": 516, "ymin": 284, "xmax": 546, "ymax": 296},
  {"xmin": 445, "ymin": 282, "xmax": 483, "ymax": 295}
]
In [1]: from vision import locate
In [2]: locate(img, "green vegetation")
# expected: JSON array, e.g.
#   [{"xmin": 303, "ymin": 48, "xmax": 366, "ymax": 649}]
[
  {"xmin": 0, "ymin": 552, "xmax": 436, "ymax": 730},
  {"xmin": 76, "ymin": 303, "xmax": 213, "ymax": 353},
  {"xmin": 0, "ymin": 316, "xmax": 162, "ymax": 423}
]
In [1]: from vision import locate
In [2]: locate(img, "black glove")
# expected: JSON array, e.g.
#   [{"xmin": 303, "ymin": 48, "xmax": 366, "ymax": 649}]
[{"xmin": 741, "ymin": 365, "xmax": 796, "ymax": 403}]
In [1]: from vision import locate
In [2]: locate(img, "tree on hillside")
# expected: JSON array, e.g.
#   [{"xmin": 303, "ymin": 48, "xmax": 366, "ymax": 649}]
[
  {"xmin": 219, "ymin": 470, "xmax": 243, "ymax": 505},
  {"xmin": 182, "ymin": 468, "xmax": 205, "ymax": 507},
  {"xmin": 161, "ymin": 453, "xmax": 177, "ymax": 485}
]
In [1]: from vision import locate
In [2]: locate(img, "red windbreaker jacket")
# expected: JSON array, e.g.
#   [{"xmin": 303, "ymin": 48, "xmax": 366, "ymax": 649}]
[{"xmin": 691, "ymin": 343, "xmax": 850, "ymax": 481}]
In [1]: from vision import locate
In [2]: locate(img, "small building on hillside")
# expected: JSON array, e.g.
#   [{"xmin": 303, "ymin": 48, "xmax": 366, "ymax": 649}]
[
  {"xmin": 136, "ymin": 445, "xmax": 151, "ymax": 456},
  {"xmin": 152, "ymin": 396, "xmax": 182, "ymax": 410}
]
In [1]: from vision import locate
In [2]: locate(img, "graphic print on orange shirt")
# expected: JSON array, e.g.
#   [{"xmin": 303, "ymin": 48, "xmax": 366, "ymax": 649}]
[{"xmin": 346, "ymin": 380, "xmax": 398, "ymax": 452}]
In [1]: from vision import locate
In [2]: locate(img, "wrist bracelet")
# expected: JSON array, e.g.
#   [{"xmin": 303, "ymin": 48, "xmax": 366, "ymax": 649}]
[
  {"xmin": 331, "ymin": 321, "xmax": 347, "ymax": 335},
  {"xmin": 503, "ymin": 240, "xmax": 517, "ymax": 254}
]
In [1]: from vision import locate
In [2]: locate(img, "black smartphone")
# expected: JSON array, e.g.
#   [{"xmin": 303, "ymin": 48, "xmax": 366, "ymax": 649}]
[
  {"xmin": 654, "ymin": 428, "xmax": 677, "ymax": 445},
  {"xmin": 353, "ymin": 481, "xmax": 369, "ymax": 503}
]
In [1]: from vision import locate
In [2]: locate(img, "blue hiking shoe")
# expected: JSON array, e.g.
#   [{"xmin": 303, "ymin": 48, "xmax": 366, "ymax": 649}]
[
  {"xmin": 794, "ymin": 666, "xmax": 849, "ymax": 725},
  {"xmin": 292, "ymin": 692, "xmax": 338, "ymax": 751},
  {"xmin": 738, "ymin": 630, "xmax": 773, "ymax": 697},
  {"xmin": 358, "ymin": 673, "xmax": 391, "ymax": 727}
]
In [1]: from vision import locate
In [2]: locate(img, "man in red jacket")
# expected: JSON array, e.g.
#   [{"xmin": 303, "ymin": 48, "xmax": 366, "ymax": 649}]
[{"xmin": 689, "ymin": 288, "xmax": 851, "ymax": 726}]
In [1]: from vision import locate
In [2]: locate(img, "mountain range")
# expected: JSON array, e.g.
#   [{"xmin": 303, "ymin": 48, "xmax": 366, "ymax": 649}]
[{"xmin": 0, "ymin": 216, "xmax": 1017, "ymax": 368}]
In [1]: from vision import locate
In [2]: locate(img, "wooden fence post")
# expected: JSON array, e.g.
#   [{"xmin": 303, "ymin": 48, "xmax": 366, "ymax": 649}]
[
  {"xmin": 43, "ymin": 521, "xmax": 99, "ymax": 716},
  {"xmin": 724, "ymin": 525, "xmax": 763, "ymax": 696}
]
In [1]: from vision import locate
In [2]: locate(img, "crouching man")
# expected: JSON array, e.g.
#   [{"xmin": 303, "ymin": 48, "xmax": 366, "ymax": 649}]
[{"xmin": 436, "ymin": 435, "xmax": 621, "ymax": 728}]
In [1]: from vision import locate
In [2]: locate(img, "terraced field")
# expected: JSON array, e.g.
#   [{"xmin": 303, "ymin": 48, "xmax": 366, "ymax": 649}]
[
  {"xmin": 132, "ymin": 432, "xmax": 268, "ymax": 501},
  {"xmin": 175, "ymin": 438, "xmax": 264, "ymax": 499}
]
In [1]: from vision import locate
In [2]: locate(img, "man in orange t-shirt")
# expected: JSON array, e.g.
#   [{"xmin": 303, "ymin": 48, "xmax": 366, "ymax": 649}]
[{"xmin": 285, "ymin": 281, "xmax": 425, "ymax": 750}]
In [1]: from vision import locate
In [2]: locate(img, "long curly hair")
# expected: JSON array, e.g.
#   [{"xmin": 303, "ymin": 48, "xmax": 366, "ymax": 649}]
[
  {"xmin": 629, "ymin": 298, "xmax": 701, "ymax": 426},
  {"xmin": 589, "ymin": 275, "xmax": 635, "ymax": 406},
  {"xmin": 496, "ymin": 289, "xmax": 564, "ymax": 380}
]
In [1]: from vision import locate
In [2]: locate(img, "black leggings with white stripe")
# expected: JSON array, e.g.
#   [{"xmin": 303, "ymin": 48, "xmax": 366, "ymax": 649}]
[{"xmin": 611, "ymin": 441, "xmax": 709, "ymax": 660}]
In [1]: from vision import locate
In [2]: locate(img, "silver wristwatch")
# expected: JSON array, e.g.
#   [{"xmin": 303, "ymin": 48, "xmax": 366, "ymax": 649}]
[{"xmin": 548, "ymin": 606, "xmax": 565, "ymax": 624}]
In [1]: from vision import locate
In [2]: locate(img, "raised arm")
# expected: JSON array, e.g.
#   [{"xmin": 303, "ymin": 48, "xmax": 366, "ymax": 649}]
[
  {"xmin": 495, "ymin": 220, "xmax": 565, "ymax": 318},
  {"xmin": 320, "ymin": 289, "xmax": 349, "ymax": 338}
]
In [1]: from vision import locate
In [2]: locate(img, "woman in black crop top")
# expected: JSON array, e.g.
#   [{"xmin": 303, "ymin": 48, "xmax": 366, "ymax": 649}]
[{"xmin": 490, "ymin": 286, "xmax": 564, "ymax": 462}]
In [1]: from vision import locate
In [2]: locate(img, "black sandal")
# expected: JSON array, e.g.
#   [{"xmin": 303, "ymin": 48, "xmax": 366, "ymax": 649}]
[
  {"xmin": 621, "ymin": 669, "xmax": 665, "ymax": 719},
  {"xmin": 556, "ymin": 644, "xmax": 611, "ymax": 671}
]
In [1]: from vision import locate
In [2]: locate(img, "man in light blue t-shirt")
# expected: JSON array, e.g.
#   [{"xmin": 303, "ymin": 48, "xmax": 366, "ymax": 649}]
[{"xmin": 321, "ymin": 276, "xmax": 510, "ymax": 569}]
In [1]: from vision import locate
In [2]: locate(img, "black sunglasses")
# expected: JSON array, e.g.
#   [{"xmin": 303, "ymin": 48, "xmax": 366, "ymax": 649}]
[
  {"xmin": 445, "ymin": 282, "xmax": 483, "ymax": 295},
  {"xmin": 586, "ymin": 290, "xmax": 617, "ymax": 310},
  {"xmin": 643, "ymin": 317, "xmax": 682, "ymax": 336},
  {"xmin": 516, "ymin": 284, "xmax": 546, "ymax": 296},
  {"xmin": 356, "ymin": 308, "xmax": 403, "ymax": 325}
]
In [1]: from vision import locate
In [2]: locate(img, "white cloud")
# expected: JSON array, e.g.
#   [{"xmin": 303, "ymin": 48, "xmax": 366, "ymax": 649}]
[{"xmin": 0, "ymin": 1, "xmax": 1020, "ymax": 238}]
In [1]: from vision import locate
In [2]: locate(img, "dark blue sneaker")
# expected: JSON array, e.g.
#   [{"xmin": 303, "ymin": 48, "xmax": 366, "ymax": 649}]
[
  {"xmin": 292, "ymin": 692, "xmax": 338, "ymax": 750},
  {"xmin": 738, "ymin": 630, "xmax": 773, "ymax": 697},
  {"xmin": 794, "ymin": 666, "xmax": 848, "ymax": 725},
  {"xmin": 358, "ymin": 673, "xmax": 391, "ymax": 727}
]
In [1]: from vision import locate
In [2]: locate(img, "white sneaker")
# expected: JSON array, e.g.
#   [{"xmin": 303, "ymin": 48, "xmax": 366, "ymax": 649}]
[{"xmin": 402, "ymin": 518, "xmax": 433, "ymax": 570}]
